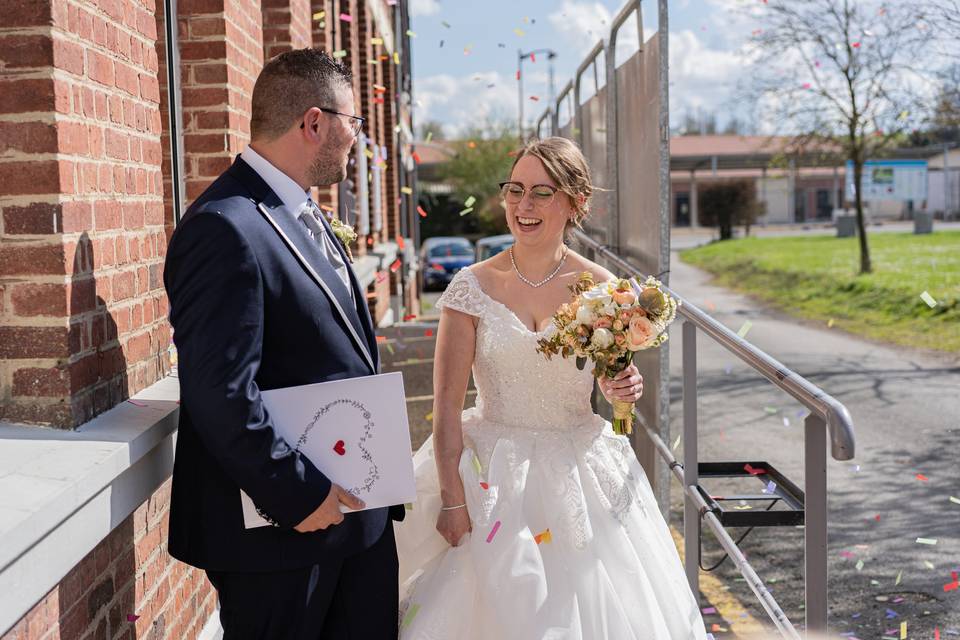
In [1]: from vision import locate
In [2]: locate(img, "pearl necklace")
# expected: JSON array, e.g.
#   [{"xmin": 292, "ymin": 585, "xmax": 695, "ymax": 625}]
[{"xmin": 509, "ymin": 245, "xmax": 568, "ymax": 288}]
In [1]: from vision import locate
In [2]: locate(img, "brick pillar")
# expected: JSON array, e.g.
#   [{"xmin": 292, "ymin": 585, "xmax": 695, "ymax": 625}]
[
  {"xmin": 381, "ymin": 25, "xmax": 401, "ymax": 244},
  {"xmin": 177, "ymin": 0, "xmax": 263, "ymax": 202},
  {"xmin": 0, "ymin": 0, "xmax": 170, "ymax": 428},
  {"xmin": 262, "ymin": 0, "xmax": 312, "ymax": 61}
]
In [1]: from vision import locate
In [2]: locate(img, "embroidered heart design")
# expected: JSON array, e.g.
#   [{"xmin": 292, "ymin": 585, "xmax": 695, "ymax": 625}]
[{"xmin": 333, "ymin": 440, "xmax": 346, "ymax": 456}]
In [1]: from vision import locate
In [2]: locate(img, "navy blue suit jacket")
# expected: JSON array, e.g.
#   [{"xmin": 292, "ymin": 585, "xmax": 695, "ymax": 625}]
[{"xmin": 164, "ymin": 156, "xmax": 403, "ymax": 572}]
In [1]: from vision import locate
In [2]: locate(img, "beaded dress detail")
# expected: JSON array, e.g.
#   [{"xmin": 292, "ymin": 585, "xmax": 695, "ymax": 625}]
[{"xmin": 395, "ymin": 268, "xmax": 706, "ymax": 640}]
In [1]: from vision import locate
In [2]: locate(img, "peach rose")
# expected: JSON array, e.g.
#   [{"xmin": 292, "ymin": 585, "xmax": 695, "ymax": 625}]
[
  {"xmin": 614, "ymin": 334, "xmax": 626, "ymax": 347},
  {"xmin": 626, "ymin": 315, "xmax": 658, "ymax": 351},
  {"xmin": 611, "ymin": 288, "xmax": 636, "ymax": 306},
  {"xmin": 594, "ymin": 316, "xmax": 613, "ymax": 329},
  {"xmin": 612, "ymin": 319, "xmax": 624, "ymax": 331}
]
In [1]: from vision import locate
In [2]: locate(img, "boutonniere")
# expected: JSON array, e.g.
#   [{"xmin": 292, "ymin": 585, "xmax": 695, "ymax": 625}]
[{"xmin": 328, "ymin": 217, "xmax": 357, "ymax": 263}]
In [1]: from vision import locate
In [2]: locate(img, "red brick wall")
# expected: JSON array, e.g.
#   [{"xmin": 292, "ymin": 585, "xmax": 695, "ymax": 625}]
[
  {"xmin": 262, "ymin": 0, "xmax": 313, "ymax": 60},
  {"xmin": 0, "ymin": 0, "xmax": 171, "ymax": 428},
  {"xmin": 177, "ymin": 0, "xmax": 263, "ymax": 201},
  {"xmin": 1, "ymin": 479, "xmax": 216, "ymax": 640}
]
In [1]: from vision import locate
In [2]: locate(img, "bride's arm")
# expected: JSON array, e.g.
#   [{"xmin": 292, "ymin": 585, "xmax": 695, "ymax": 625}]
[{"xmin": 431, "ymin": 306, "xmax": 477, "ymax": 544}]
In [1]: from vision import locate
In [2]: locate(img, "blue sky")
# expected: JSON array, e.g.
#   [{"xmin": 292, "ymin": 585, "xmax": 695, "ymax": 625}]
[{"xmin": 408, "ymin": 0, "xmax": 758, "ymax": 137}]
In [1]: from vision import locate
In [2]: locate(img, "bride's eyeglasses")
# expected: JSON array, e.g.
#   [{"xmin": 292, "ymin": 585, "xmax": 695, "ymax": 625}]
[{"xmin": 498, "ymin": 181, "xmax": 559, "ymax": 208}]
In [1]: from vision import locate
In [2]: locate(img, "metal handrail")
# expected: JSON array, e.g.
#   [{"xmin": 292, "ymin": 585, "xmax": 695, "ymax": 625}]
[
  {"xmin": 573, "ymin": 230, "xmax": 856, "ymax": 460},
  {"xmin": 554, "ymin": 81, "xmax": 574, "ymax": 133}
]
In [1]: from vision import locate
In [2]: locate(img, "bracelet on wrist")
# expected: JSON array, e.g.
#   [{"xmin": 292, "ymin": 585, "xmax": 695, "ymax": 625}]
[{"xmin": 441, "ymin": 503, "xmax": 467, "ymax": 511}]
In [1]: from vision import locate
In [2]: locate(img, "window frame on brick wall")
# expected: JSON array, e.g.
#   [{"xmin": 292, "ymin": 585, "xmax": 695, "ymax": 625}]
[{"xmin": 162, "ymin": 0, "xmax": 186, "ymax": 224}]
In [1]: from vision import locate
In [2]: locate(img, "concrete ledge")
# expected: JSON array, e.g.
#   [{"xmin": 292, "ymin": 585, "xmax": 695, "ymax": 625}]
[{"xmin": 0, "ymin": 375, "xmax": 181, "ymax": 635}]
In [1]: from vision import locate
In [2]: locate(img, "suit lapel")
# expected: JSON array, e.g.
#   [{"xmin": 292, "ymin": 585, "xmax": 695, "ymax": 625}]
[{"xmin": 226, "ymin": 157, "xmax": 376, "ymax": 375}]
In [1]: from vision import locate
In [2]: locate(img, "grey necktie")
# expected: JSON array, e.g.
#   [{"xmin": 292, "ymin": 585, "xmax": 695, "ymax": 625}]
[{"xmin": 298, "ymin": 202, "xmax": 354, "ymax": 300}]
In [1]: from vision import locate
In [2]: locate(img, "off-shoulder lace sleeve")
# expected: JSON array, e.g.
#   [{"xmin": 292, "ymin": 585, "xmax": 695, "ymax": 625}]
[{"xmin": 435, "ymin": 269, "xmax": 486, "ymax": 317}]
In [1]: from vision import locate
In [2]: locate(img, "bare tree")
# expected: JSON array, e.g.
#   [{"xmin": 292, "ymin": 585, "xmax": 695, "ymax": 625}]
[{"xmin": 745, "ymin": 0, "xmax": 938, "ymax": 274}]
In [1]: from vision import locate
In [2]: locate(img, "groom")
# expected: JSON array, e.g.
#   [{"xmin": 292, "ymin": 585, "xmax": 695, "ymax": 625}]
[{"xmin": 164, "ymin": 49, "xmax": 403, "ymax": 638}]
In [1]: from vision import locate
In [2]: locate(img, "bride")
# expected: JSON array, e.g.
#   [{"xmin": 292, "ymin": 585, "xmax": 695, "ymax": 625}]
[{"xmin": 395, "ymin": 137, "xmax": 706, "ymax": 639}]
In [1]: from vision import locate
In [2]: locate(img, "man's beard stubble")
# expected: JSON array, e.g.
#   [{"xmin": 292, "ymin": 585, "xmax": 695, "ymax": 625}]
[{"xmin": 308, "ymin": 147, "xmax": 347, "ymax": 186}]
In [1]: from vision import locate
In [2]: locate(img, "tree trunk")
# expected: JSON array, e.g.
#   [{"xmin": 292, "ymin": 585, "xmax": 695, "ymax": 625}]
[{"xmin": 853, "ymin": 159, "xmax": 872, "ymax": 274}]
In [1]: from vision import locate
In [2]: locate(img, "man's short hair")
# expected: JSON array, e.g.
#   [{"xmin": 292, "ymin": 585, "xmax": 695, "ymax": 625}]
[{"xmin": 251, "ymin": 48, "xmax": 353, "ymax": 141}]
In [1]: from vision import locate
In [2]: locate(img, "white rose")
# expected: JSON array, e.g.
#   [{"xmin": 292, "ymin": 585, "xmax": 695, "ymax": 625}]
[
  {"xmin": 590, "ymin": 327, "xmax": 615, "ymax": 349},
  {"xmin": 581, "ymin": 284, "xmax": 613, "ymax": 306},
  {"xmin": 575, "ymin": 305, "xmax": 596, "ymax": 325}
]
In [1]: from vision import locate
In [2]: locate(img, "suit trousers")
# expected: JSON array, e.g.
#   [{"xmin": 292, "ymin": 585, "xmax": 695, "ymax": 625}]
[{"xmin": 207, "ymin": 524, "xmax": 399, "ymax": 639}]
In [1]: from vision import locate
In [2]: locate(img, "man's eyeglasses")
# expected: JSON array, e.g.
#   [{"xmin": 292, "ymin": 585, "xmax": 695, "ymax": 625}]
[
  {"xmin": 301, "ymin": 107, "xmax": 365, "ymax": 137},
  {"xmin": 498, "ymin": 181, "xmax": 559, "ymax": 208}
]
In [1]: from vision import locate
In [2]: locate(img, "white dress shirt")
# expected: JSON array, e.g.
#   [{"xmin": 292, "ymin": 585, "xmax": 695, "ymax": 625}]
[{"xmin": 241, "ymin": 145, "xmax": 353, "ymax": 299}]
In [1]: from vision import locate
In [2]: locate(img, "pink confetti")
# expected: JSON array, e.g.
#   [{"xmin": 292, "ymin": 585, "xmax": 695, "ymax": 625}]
[
  {"xmin": 486, "ymin": 520, "xmax": 501, "ymax": 543},
  {"xmin": 127, "ymin": 614, "xmax": 140, "ymax": 622},
  {"xmin": 702, "ymin": 607, "xmax": 717, "ymax": 614},
  {"xmin": 339, "ymin": 12, "xmax": 352, "ymax": 22},
  {"xmin": 127, "ymin": 399, "xmax": 148, "ymax": 407}
]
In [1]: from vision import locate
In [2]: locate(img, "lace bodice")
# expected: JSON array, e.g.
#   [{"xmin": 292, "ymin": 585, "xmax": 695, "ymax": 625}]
[{"xmin": 436, "ymin": 268, "xmax": 596, "ymax": 429}]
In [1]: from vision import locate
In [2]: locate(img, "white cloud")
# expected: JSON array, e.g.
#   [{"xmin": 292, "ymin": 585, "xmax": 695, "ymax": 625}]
[
  {"xmin": 414, "ymin": 71, "xmax": 518, "ymax": 137},
  {"xmin": 668, "ymin": 29, "xmax": 751, "ymax": 126},
  {"xmin": 548, "ymin": 0, "xmax": 612, "ymax": 57},
  {"xmin": 410, "ymin": 0, "xmax": 441, "ymax": 18}
]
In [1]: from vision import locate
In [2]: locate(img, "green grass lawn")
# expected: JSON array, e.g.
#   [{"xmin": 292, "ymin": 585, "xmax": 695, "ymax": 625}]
[{"xmin": 680, "ymin": 231, "xmax": 960, "ymax": 353}]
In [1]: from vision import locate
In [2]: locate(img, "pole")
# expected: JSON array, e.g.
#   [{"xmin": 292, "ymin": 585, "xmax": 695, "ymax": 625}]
[
  {"xmin": 945, "ymin": 143, "xmax": 951, "ymax": 219},
  {"xmin": 517, "ymin": 49, "xmax": 524, "ymax": 140}
]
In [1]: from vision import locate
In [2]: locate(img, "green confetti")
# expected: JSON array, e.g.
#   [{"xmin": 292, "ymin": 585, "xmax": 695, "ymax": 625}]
[
  {"xmin": 950, "ymin": 496, "xmax": 960, "ymax": 505},
  {"xmin": 923, "ymin": 560, "xmax": 935, "ymax": 570},
  {"xmin": 855, "ymin": 559, "xmax": 864, "ymax": 571},
  {"xmin": 332, "ymin": 49, "xmax": 347, "ymax": 59},
  {"xmin": 404, "ymin": 502, "xmax": 413, "ymax": 511},
  {"xmin": 425, "ymin": 131, "xmax": 433, "ymax": 143},
  {"xmin": 406, "ymin": 29, "xmax": 417, "ymax": 37},
  {"xmin": 916, "ymin": 537, "xmax": 937, "ymax": 545},
  {"xmin": 895, "ymin": 570, "xmax": 902, "ymax": 585},
  {"xmin": 464, "ymin": 195, "xmax": 476, "ymax": 208},
  {"xmin": 441, "ymin": 20, "xmax": 451, "ymax": 28},
  {"xmin": 737, "ymin": 320, "xmax": 753, "ymax": 338},
  {"xmin": 472, "ymin": 455, "xmax": 482, "ymax": 475},
  {"xmin": 763, "ymin": 406, "xmax": 778, "ymax": 414},
  {"xmin": 672, "ymin": 434, "xmax": 681, "ymax": 451},
  {"xmin": 459, "ymin": 207, "xmax": 474, "ymax": 216},
  {"xmin": 386, "ymin": 343, "xmax": 395, "ymax": 355},
  {"xmin": 920, "ymin": 291, "xmax": 937, "ymax": 307},
  {"xmin": 402, "ymin": 603, "xmax": 421, "ymax": 628}
]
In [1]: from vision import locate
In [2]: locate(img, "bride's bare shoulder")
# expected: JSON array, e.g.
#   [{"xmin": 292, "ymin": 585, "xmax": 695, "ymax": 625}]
[
  {"xmin": 564, "ymin": 249, "xmax": 616, "ymax": 282},
  {"xmin": 468, "ymin": 252, "xmax": 511, "ymax": 290}
]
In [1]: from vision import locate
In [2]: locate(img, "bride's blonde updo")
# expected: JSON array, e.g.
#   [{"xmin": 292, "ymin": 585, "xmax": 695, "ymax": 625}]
[{"xmin": 510, "ymin": 137, "xmax": 594, "ymax": 230}]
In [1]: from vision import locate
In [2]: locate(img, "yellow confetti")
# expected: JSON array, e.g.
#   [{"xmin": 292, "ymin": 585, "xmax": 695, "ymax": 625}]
[
  {"xmin": 950, "ymin": 496, "xmax": 960, "ymax": 505},
  {"xmin": 672, "ymin": 434, "xmax": 682, "ymax": 450},
  {"xmin": 393, "ymin": 52, "xmax": 400, "ymax": 65},
  {"xmin": 916, "ymin": 537, "xmax": 937, "ymax": 545},
  {"xmin": 895, "ymin": 570, "xmax": 902, "ymax": 585},
  {"xmin": 312, "ymin": 10, "xmax": 326, "ymax": 20},
  {"xmin": 900, "ymin": 621, "xmax": 906, "ymax": 639},
  {"xmin": 827, "ymin": 318, "xmax": 835, "ymax": 328},
  {"xmin": 371, "ymin": 37, "xmax": 383, "ymax": 45},
  {"xmin": 514, "ymin": 28, "xmax": 525, "ymax": 36},
  {"xmin": 464, "ymin": 195, "xmax": 476, "ymax": 208},
  {"xmin": 425, "ymin": 412, "xmax": 433, "ymax": 421},
  {"xmin": 472, "ymin": 455, "xmax": 482, "ymax": 475},
  {"xmin": 425, "ymin": 131, "xmax": 433, "ymax": 143},
  {"xmin": 404, "ymin": 502, "xmax": 413, "ymax": 510},
  {"xmin": 406, "ymin": 29, "xmax": 417, "ymax": 38},
  {"xmin": 924, "ymin": 560, "xmax": 935, "ymax": 570},
  {"xmin": 364, "ymin": 148, "xmax": 374, "ymax": 159},
  {"xmin": 920, "ymin": 291, "xmax": 937, "ymax": 307},
  {"xmin": 402, "ymin": 604, "xmax": 421, "ymax": 628},
  {"xmin": 401, "ymin": 186, "xmax": 413, "ymax": 195},
  {"xmin": 737, "ymin": 320, "xmax": 753, "ymax": 338},
  {"xmin": 332, "ymin": 49, "xmax": 347, "ymax": 59},
  {"xmin": 534, "ymin": 528, "xmax": 552, "ymax": 544},
  {"xmin": 459, "ymin": 207, "xmax": 474, "ymax": 217},
  {"xmin": 368, "ymin": 59, "xmax": 379, "ymax": 65}
]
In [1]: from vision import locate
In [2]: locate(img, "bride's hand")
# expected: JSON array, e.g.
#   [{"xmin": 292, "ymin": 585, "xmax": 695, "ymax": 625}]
[
  {"xmin": 599, "ymin": 364, "xmax": 644, "ymax": 404},
  {"xmin": 436, "ymin": 505, "xmax": 472, "ymax": 547}
]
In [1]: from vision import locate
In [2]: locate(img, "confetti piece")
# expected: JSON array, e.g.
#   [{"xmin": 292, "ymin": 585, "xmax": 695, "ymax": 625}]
[
  {"xmin": 925, "ymin": 560, "xmax": 935, "ymax": 570},
  {"xmin": 827, "ymin": 318, "xmax": 835, "ymax": 328},
  {"xmin": 425, "ymin": 412, "xmax": 433, "ymax": 421},
  {"xmin": 944, "ymin": 572, "xmax": 959, "ymax": 591},
  {"xmin": 702, "ymin": 607, "xmax": 717, "ymax": 614},
  {"xmin": 406, "ymin": 29, "xmax": 417, "ymax": 38},
  {"xmin": 514, "ymin": 28, "xmax": 525, "ymax": 36},
  {"xmin": 312, "ymin": 11, "xmax": 325, "ymax": 20},
  {"xmin": 332, "ymin": 50, "xmax": 347, "ymax": 59},
  {"xmin": 393, "ymin": 52, "xmax": 400, "ymax": 64},
  {"xmin": 534, "ymin": 528, "xmax": 552, "ymax": 544},
  {"xmin": 920, "ymin": 291, "xmax": 938, "ymax": 307},
  {"xmin": 856, "ymin": 559, "xmax": 864, "ymax": 571},
  {"xmin": 127, "ymin": 614, "xmax": 140, "ymax": 622},
  {"xmin": 371, "ymin": 37, "xmax": 383, "ymax": 45},
  {"xmin": 127, "ymin": 399, "xmax": 148, "ymax": 407},
  {"xmin": 472, "ymin": 455, "xmax": 482, "ymax": 474},
  {"xmin": 425, "ymin": 132, "xmax": 433, "ymax": 143},
  {"xmin": 480, "ymin": 481, "xmax": 489, "ymax": 490},
  {"xmin": 516, "ymin": 70, "xmax": 521, "ymax": 81},
  {"xmin": 441, "ymin": 20, "xmax": 451, "ymax": 28},
  {"xmin": 895, "ymin": 570, "xmax": 902, "ymax": 585},
  {"xmin": 412, "ymin": 151, "xmax": 422, "ymax": 164},
  {"xmin": 901, "ymin": 622, "xmax": 907, "ymax": 639},
  {"xmin": 530, "ymin": 52, "xmax": 536, "ymax": 63},
  {"xmin": 744, "ymin": 463, "xmax": 766, "ymax": 475},
  {"xmin": 763, "ymin": 480, "xmax": 777, "ymax": 494},
  {"xmin": 401, "ymin": 186, "xmax": 413, "ymax": 195},
  {"xmin": 763, "ymin": 406, "xmax": 778, "ymax": 414},
  {"xmin": 459, "ymin": 208, "xmax": 473, "ymax": 216},
  {"xmin": 389, "ymin": 258, "xmax": 402, "ymax": 272},
  {"xmin": 404, "ymin": 502, "xmax": 413, "ymax": 510},
  {"xmin": 417, "ymin": 206, "xmax": 428, "ymax": 218},
  {"xmin": 424, "ymin": 329, "xmax": 433, "ymax": 338},
  {"xmin": 852, "ymin": 41, "xmax": 861, "ymax": 48},
  {"xmin": 462, "ymin": 46, "xmax": 471, "ymax": 56},
  {"xmin": 672, "ymin": 434, "xmax": 681, "ymax": 450},
  {"xmin": 339, "ymin": 12, "xmax": 352, "ymax": 22},
  {"xmin": 464, "ymin": 195, "xmax": 476, "ymax": 208},
  {"xmin": 916, "ymin": 473, "xmax": 929, "ymax": 482},
  {"xmin": 333, "ymin": 439, "xmax": 346, "ymax": 456},
  {"xmin": 386, "ymin": 343, "xmax": 394, "ymax": 355},
  {"xmin": 950, "ymin": 496, "xmax": 960, "ymax": 505},
  {"xmin": 916, "ymin": 537, "xmax": 938, "ymax": 545},
  {"xmin": 486, "ymin": 520, "xmax": 501, "ymax": 543},
  {"xmin": 402, "ymin": 604, "xmax": 420, "ymax": 628},
  {"xmin": 782, "ymin": 417, "xmax": 790, "ymax": 427},
  {"xmin": 737, "ymin": 320, "xmax": 752, "ymax": 338},
  {"xmin": 529, "ymin": 96, "xmax": 540, "ymax": 101}
]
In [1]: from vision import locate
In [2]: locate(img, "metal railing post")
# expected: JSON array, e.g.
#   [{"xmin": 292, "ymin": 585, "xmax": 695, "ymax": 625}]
[
  {"xmin": 804, "ymin": 413, "xmax": 828, "ymax": 632},
  {"xmin": 682, "ymin": 321, "xmax": 700, "ymax": 599}
]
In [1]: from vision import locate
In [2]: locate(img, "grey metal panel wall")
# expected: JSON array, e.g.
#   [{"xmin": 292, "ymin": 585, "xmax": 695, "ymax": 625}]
[{"xmin": 579, "ymin": 87, "xmax": 610, "ymax": 246}]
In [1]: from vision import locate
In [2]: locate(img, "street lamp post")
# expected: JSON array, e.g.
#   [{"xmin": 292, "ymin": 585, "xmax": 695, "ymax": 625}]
[{"xmin": 517, "ymin": 48, "xmax": 557, "ymax": 140}]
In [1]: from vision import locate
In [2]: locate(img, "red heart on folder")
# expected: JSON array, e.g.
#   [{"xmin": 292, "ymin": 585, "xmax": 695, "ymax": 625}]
[{"xmin": 333, "ymin": 440, "xmax": 346, "ymax": 456}]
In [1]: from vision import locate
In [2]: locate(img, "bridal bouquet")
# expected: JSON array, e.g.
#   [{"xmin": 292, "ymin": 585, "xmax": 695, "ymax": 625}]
[{"xmin": 535, "ymin": 272, "xmax": 679, "ymax": 435}]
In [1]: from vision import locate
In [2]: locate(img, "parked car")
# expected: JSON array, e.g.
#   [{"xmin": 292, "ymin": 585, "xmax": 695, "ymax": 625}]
[
  {"xmin": 419, "ymin": 236, "xmax": 476, "ymax": 290},
  {"xmin": 475, "ymin": 234, "xmax": 514, "ymax": 262}
]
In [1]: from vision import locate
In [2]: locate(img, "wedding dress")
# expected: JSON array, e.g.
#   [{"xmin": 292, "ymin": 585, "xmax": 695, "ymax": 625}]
[{"xmin": 395, "ymin": 268, "xmax": 707, "ymax": 640}]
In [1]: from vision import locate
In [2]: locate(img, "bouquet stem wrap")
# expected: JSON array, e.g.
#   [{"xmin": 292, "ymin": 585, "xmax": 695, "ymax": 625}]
[{"xmin": 612, "ymin": 399, "xmax": 634, "ymax": 436}]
